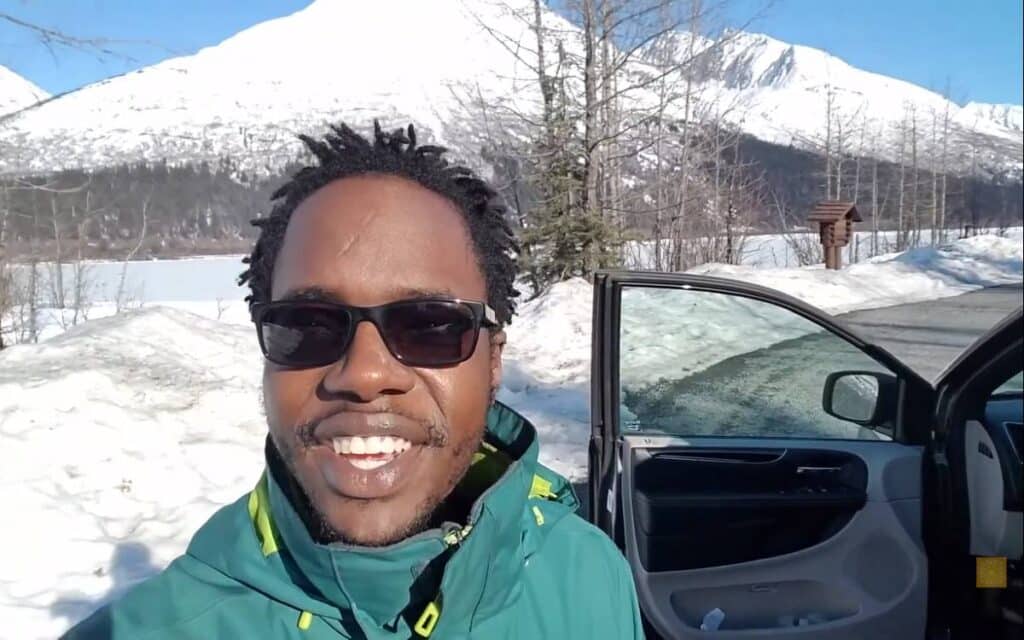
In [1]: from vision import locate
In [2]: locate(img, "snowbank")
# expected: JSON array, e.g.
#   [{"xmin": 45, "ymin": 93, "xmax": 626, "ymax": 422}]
[
  {"xmin": 695, "ymin": 230, "xmax": 1024, "ymax": 314},
  {"xmin": 0, "ymin": 310, "xmax": 265, "ymax": 638},
  {"xmin": 1, "ymin": 233, "xmax": 1021, "ymax": 638}
]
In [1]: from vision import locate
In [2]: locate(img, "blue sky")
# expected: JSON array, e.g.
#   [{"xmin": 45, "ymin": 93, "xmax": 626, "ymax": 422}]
[{"xmin": 1, "ymin": 0, "xmax": 1021, "ymax": 105}]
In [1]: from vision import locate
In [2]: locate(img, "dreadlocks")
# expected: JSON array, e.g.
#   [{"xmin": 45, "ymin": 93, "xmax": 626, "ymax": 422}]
[{"xmin": 238, "ymin": 121, "xmax": 519, "ymax": 324}]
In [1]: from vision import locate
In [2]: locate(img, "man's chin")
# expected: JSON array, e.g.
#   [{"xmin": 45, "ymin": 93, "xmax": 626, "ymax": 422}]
[{"xmin": 310, "ymin": 495, "xmax": 435, "ymax": 547}]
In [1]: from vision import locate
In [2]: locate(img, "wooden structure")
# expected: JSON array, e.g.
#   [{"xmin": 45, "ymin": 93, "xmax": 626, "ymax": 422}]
[{"xmin": 808, "ymin": 201, "xmax": 861, "ymax": 270}]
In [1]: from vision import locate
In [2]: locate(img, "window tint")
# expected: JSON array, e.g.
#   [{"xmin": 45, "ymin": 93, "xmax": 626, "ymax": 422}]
[{"xmin": 618, "ymin": 286, "xmax": 895, "ymax": 440}]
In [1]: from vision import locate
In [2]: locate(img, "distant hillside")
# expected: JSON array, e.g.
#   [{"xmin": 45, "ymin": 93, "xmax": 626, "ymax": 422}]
[
  {"xmin": 0, "ymin": 0, "xmax": 1019, "ymax": 179},
  {"xmin": 0, "ymin": 64, "xmax": 48, "ymax": 117}
]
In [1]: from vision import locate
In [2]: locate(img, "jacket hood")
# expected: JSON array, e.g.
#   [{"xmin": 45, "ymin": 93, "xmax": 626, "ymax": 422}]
[{"xmin": 185, "ymin": 402, "xmax": 578, "ymax": 638}]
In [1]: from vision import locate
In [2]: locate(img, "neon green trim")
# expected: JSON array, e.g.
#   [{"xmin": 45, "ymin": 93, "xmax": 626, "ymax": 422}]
[
  {"xmin": 247, "ymin": 473, "xmax": 280, "ymax": 557},
  {"xmin": 413, "ymin": 600, "xmax": 441, "ymax": 637},
  {"xmin": 529, "ymin": 474, "xmax": 554, "ymax": 500},
  {"xmin": 297, "ymin": 611, "xmax": 313, "ymax": 631},
  {"xmin": 442, "ymin": 524, "xmax": 473, "ymax": 546},
  {"xmin": 531, "ymin": 505, "xmax": 545, "ymax": 526},
  {"xmin": 460, "ymin": 441, "xmax": 510, "ymax": 499}
]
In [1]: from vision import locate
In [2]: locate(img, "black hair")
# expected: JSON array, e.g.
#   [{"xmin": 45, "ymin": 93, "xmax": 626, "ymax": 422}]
[{"xmin": 238, "ymin": 121, "xmax": 519, "ymax": 324}]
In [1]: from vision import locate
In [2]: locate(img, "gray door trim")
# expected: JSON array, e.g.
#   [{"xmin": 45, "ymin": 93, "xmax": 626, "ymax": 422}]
[{"xmin": 621, "ymin": 436, "xmax": 928, "ymax": 639}]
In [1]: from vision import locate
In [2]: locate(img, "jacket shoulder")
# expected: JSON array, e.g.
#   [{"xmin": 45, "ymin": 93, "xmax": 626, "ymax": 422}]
[
  {"xmin": 532, "ymin": 504, "xmax": 626, "ymax": 567},
  {"xmin": 61, "ymin": 554, "xmax": 252, "ymax": 640},
  {"xmin": 520, "ymin": 507, "xmax": 644, "ymax": 638}
]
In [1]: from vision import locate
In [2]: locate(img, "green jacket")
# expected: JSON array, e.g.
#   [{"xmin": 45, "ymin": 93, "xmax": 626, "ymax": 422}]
[{"xmin": 63, "ymin": 402, "xmax": 644, "ymax": 639}]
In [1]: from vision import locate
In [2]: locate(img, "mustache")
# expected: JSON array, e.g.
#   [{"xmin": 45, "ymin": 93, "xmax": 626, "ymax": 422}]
[{"xmin": 294, "ymin": 407, "xmax": 449, "ymax": 449}]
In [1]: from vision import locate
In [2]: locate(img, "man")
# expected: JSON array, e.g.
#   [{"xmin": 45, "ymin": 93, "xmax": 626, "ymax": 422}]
[{"xmin": 64, "ymin": 122, "xmax": 644, "ymax": 639}]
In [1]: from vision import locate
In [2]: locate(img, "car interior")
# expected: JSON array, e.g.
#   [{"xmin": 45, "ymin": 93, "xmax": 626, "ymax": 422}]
[{"xmin": 590, "ymin": 274, "xmax": 1023, "ymax": 640}]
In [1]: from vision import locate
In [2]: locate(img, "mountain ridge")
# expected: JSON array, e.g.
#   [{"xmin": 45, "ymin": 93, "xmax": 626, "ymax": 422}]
[
  {"xmin": 0, "ymin": 0, "xmax": 1020, "ymax": 180},
  {"xmin": 0, "ymin": 64, "xmax": 49, "ymax": 116},
  {"xmin": 675, "ymin": 29, "xmax": 1021, "ymax": 174}
]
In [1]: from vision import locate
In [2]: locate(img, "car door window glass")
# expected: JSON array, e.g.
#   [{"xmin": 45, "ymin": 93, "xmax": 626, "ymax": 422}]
[
  {"xmin": 993, "ymin": 371, "xmax": 1023, "ymax": 396},
  {"xmin": 619, "ymin": 286, "xmax": 896, "ymax": 440}
]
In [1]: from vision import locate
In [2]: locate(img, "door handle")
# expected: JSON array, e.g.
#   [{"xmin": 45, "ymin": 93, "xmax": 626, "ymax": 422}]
[{"xmin": 796, "ymin": 466, "xmax": 841, "ymax": 474}]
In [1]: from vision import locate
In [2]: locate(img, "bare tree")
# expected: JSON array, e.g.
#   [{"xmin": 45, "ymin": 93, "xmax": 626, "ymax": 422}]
[
  {"xmin": 0, "ymin": 243, "xmax": 10, "ymax": 350},
  {"xmin": 116, "ymin": 194, "xmax": 150, "ymax": 313},
  {"xmin": 936, "ymin": 83, "xmax": 952, "ymax": 244},
  {"xmin": 773, "ymin": 190, "xmax": 823, "ymax": 266},
  {"xmin": 869, "ymin": 127, "xmax": 881, "ymax": 256},
  {"xmin": 895, "ymin": 104, "xmax": 909, "ymax": 250},
  {"xmin": 909, "ymin": 104, "xmax": 920, "ymax": 247}
]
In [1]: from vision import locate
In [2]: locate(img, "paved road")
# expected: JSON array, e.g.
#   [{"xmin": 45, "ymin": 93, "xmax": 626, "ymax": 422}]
[{"xmin": 837, "ymin": 283, "xmax": 1023, "ymax": 381}]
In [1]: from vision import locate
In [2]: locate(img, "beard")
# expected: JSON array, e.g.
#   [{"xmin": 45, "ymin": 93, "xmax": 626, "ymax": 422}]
[{"xmin": 265, "ymin": 422, "xmax": 482, "ymax": 547}]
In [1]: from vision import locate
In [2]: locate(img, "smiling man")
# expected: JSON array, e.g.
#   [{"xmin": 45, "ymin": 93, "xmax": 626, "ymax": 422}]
[{"xmin": 63, "ymin": 122, "xmax": 643, "ymax": 639}]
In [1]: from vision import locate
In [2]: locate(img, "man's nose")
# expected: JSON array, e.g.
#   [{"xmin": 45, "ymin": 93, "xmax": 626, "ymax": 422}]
[{"xmin": 321, "ymin": 322, "xmax": 416, "ymax": 401}]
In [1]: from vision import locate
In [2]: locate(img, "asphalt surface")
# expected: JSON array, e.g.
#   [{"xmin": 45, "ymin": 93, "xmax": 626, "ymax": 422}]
[{"xmin": 837, "ymin": 283, "xmax": 1023, "ymax": 381}]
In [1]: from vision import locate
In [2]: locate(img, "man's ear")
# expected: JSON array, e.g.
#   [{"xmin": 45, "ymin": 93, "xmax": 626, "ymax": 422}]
[{"xmin": 488, "ymin": 329, "xmax": 506, "ymax": 403}]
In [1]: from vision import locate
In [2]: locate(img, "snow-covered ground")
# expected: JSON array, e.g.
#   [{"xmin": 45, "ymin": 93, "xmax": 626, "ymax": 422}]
[
  {"xmin": 622, "ymin": 226, "xmax": 1016, "ymax": 269},
  {"xmin": 1, "ymin": 231, "xmax": 1022, "ymax": 638}
]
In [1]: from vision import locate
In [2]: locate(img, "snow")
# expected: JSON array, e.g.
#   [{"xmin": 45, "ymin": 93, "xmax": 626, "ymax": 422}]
[
  {"xmin": 0, "ymin": 64, "xmax": 49, "ymax": 117},
  {"xmin": 623, "ymin": 227, "xmax": 1017, "ymax": 269},
  {"xmin": 2, "ymin": 232, "xmax": 1022, "ymax": 638},
  {"xmin": 0, "ymin": 0, "xmax": 566, "ymax": 176},
  {"xmin": 0, "ymin": 2, "xmax": 1020, "ymax": 178},
  {"xmin": 961, "ymin": 102, "xmax": 1023, "ymax": 135},
  {"xmin": 0, "ymin": 310, "xmax": 265, "ymax": 639},
  {"xmin": 694, "ymin": 229, "xmax": 1024, "ymax": 314},
  {"xmin": 666, "ymin": 30, "xmax": 1023, "ymax": 177}
]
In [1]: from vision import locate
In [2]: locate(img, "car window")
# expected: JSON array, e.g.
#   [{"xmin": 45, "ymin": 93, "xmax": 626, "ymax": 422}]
[
  {"xmin": 618, "ymin": 286, "xmax": 895, "ymax": 440},
  {"xmin": 993, "ymin": 371, "xmax": 1023, "ymax": 396}
]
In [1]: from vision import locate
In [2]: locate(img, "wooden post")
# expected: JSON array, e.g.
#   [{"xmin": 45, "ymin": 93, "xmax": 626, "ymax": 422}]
[{"xmin": 810, "ymin": 202, "xmax": 860, "ymax": 271}]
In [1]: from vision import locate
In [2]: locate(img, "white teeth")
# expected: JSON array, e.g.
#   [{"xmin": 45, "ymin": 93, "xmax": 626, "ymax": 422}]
[
  {"xmin": 330, "ymin": 435, "xmax": 412, "ymax": 459},
  {"xmin": 350, "ymin": 458, "xmax": 390, "ymax": 471},
  {"xmin": 366, "ymin": 436, "xmax": 383, "ymax": 455},
  {"xmin": 349, "ymin": 437, "xmax": 366, "ymax": 455}
]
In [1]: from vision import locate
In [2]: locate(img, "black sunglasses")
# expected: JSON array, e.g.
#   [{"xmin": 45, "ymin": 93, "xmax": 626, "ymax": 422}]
[{"xmin": 250, "ymin": 297, "xmax": 499, "ymax": 369}]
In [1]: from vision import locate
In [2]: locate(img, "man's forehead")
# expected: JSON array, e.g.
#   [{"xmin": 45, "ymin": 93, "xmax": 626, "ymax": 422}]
[
  {"xmin": 278, "ymin": 284, "xmax": 460, "ymax": 304},
  {"xmin": 271, "ymin": 175, "xmax": 486, "ymax": 303}
]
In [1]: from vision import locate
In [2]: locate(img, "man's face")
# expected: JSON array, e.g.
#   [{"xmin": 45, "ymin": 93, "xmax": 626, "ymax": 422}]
[{"xmin": 263, "ymin": 174, "xmax": 503, "ymax": 546}]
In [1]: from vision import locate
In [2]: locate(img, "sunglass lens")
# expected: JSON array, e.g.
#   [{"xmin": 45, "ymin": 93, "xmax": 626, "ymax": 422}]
[
  {"xmin": 384, "ymin": 301, "xmax": 477, "ymax": 365},
  {"xmin": 260, "ymin": 306, "xmax": 350, "ymax": 367}
]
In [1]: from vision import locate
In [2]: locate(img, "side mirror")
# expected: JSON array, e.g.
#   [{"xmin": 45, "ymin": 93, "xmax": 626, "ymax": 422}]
[{"xmin": 823, "ymin": 370, "xmax": 898, "ymax": 426}]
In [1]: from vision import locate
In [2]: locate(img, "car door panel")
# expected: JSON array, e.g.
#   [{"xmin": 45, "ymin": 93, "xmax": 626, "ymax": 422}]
[
  {"xmin": 933, "ymin": 311, "xmax": 1023, "ymax": 562},
  {"xmin": 591, "ymin": 272, "xmax": 935, "ymax": 639},
  {"xmin": 632, "ymin": 447, "xmax": 867, "ymax": 572},
  {"xmin": 620, "ymin": 436, "xmax": 927, "ymax": 638},
  {"xmin": 925, "ymin": 309, "xmax": 1023, "ymax": 635},
  {"xmin": 963, "ymin": 419, "xmax": 1023, "ymax": 559}
]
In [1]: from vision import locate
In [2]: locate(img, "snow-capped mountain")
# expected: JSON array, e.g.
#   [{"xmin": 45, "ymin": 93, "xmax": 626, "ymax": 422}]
[
  {"xmin": 673, "ymin": 30, "xmax": 1022, "ymax": 177},
  {"xmin": 0, "ymin": 0, "xmax": 1020, "ymax": 180},
  {"xmin": 960, "ymin": 102, "xmax": 1023, "ymax": 135},
  {"xmin": 0, "ymin": 0, "xmax": 558, "ymax": 176},
  {"xmin": 0, "ymin": 64, "xmax": 48, "ymax": 116}
]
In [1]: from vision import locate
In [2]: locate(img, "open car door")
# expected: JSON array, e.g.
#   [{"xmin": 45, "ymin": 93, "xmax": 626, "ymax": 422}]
[
  {"xmin": 927, "ymin": 308, "xmax": 1023, "ymax": 636},
  {"xmin": 589, "ymin": 272, "xmax": 941, "ymax": 639}
]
